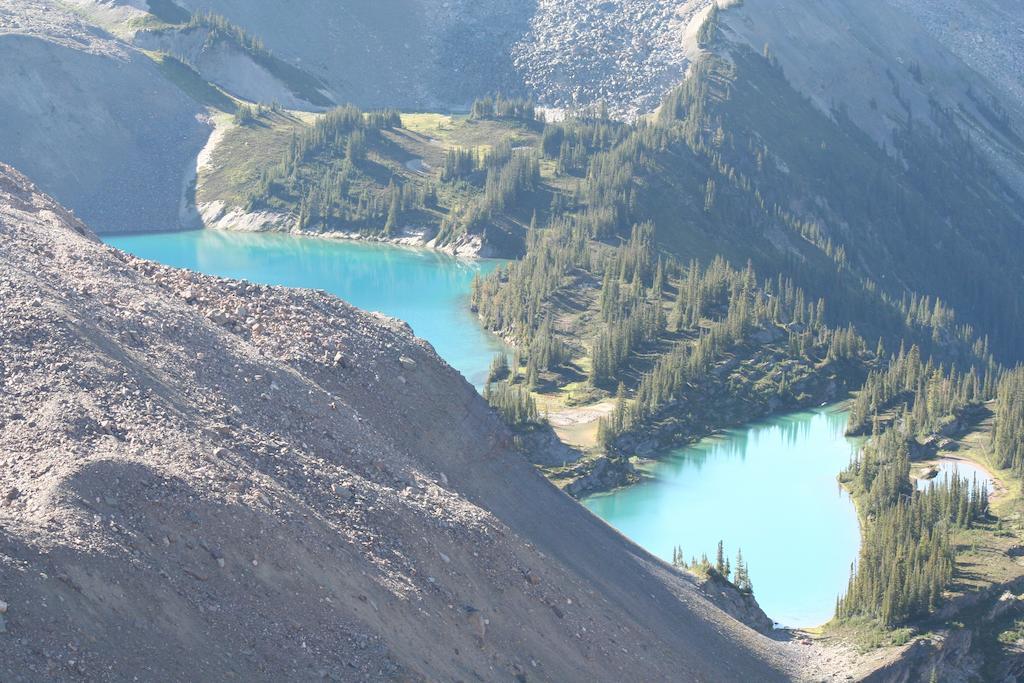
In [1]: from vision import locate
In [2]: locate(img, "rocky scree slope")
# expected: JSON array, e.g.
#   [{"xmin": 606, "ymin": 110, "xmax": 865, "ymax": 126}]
[
  {"xmin": 12, "ymin": 0, "xmax": 1024, "ymax": 243},
  {"xmin": 75, "ymin": 0, "xmax": 713, "ymax": 118},
  {"xmin": 0, "ymin": 0, "xmax": 210, "ymax": 233},
  {"xmin": 129, "ymin": 0, "xmax": 534, "ymax": 111},
  {"xmin": 0, "ymin": 163, "xmax": 792, "ymax": 681},
  {"xmin": 513, "ymin": 0, "xmax": 712, "ymax": 119},
  {"xmin": 131, "ymin": 23, "xmax": 324, "ymax": 111}
]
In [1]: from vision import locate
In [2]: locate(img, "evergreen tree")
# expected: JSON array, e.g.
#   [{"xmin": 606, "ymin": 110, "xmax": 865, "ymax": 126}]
[{"xmin": 734, "ymin": 549, "xmax": 753, "ymax": 593}]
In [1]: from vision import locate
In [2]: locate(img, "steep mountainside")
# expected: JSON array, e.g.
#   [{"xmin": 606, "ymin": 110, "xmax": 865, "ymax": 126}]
[
  {"xmin": 706, "ymin": 3, "xmax": 1024, "ymax": 357},
  {"xmin": 131, "ymin": 22, "xmax": 330, "ymax": 110},
  {"xmin": 885, "ymin": 0, "xmax": 1024, "ymax": 120},
  {"xmin": 7, "ymin": 0, "xmax": 1024, "ymax": 243},
  {"xmin": 130, "ymin": 0, "xmax": 533, "ymax": 110},
  {"xmin": 482, "ymin": 2, "xmax": 1024, "ymax": 362},
  {"xmin": 720, "ymin": 0, "xmax": 1024, "ymax": 195},
  {"xmin": 0, "ymin": 163, "xmax": 795, "ymax": 681},
  {"xmin": 512, "ymin": 0, "xmax": 711, "ymax": 119},
  {"xmin": 69, "ymin": 0, "xmax": 714, "ymax": 116},
  {"xmin": 0, "ymin": 0, "xmax": 210, "ymax": 233}
]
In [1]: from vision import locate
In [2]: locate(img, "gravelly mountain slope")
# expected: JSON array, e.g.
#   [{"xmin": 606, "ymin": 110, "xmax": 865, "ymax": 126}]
[
  {"xmin": 0, "ymin": 163, "xmax": 794, "ymax": 681},
  {"xmin": 0, "ymin": 0, "xmax": 210, "ymax": 233},
  {"xmin": 166, "ymin": 0, "xmax": 534, "ymax": 110},
  {"xmin": 511, "ymin": 0, "xmax": 711, "ymax": 118},
  {"xmin": 80, "ymin": 0, "xmax": 711, "ymax": 117}
]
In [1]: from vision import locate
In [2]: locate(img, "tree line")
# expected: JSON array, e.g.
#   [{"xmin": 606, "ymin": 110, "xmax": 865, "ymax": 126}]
[
  {"xmin": 992, "ymin": 366, "xmax": 1024, "ymax": 475},
  {"xmin": 470, "ymin": 95, "xmax": 537, "ymax": 123},
  {"xmin": 837, "ymin": 426, "xmax": 989, "ymax": 627},
  {"xmin": 471, "ymin": 213, "xmax": 872, "ymax": 448},
  {"xmin": 846, "ymin": 342, "xmax": 999, "ymax": 437},
  {"xmin": 672, "ymin": 539, "xmax": 754, "ymax": 595},
  {"xmin": 241, "ymin": 105, "xmax": 427, "ymax": 234},
  {"xmin": 483, "ymin": 375, "xmax": 541, "ymax": 426}
]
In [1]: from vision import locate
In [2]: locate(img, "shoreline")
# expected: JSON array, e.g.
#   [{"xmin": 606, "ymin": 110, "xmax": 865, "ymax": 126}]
[
  {"xmin": 105, "ymin": 116, "xmax": 501, "ymax": 260},
  {"xmin": 102, "ymin": 220, "xmax": 865, "ymax": 636},
  {"xmin": 913, "ymin": 453, "xmax": 1005, "ymax": 500},
  {"xmin": 577, "ymin": 399, "xmax": 862, "ymax": 634},
  {"xmin": 96, "ymin": 223, "xmax": 508, "ymax": 264},
  {"xmin": 202, "ymin": 213, "xmax": 496, "ymax": 260},
  {"xmin": 564, "ymin": 397, "xmax": 854, "ymax": 500}
]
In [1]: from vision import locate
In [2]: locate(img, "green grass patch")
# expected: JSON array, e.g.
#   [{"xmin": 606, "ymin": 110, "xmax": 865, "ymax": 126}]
[
  {"xmin": 197, "ymin": 111, "xmax": 306, "ymax": 206},
  {"xmin": 824, "ymin": 617, "xmax": 917, "ymax": 652},
  {"xmin": 400, "ymin": 113, "xmax": 540, "ymax": 151},
  {"xmin": 400, "ymin": 113, "xmax": 458, "ymax": 140},
  {"xmin": 449, "ymin": 119, "xmax": 539, "ymax": 150},
  {"xmin": 124, "ymin": 14, "xmax": 178, "ymax": 33}
]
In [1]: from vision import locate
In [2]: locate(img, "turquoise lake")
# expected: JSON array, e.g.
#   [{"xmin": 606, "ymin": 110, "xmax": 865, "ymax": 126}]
[
  {"xmin": 583, "ymin": 407, "xmax": 862, "ymax": 628},
  {"xmin": 105, "ymin": 229, "xmax": 862, "ymax": 629},
  {"xmin": 105, "ymin": 230, "xmax": 507, "ymax": 387},
  {"xmin": 917, "ymin": 459, "xmax": 994, "ymax": 493}
]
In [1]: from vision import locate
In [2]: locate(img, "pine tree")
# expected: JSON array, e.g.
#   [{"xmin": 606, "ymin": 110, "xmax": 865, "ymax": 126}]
[
  {"xmin": 734, "ymin": 549, "xmax": 753, "ymax": 594},
  {"xmin": 384, "ymin": 181, "xmax": 400, "ymax": 235}
]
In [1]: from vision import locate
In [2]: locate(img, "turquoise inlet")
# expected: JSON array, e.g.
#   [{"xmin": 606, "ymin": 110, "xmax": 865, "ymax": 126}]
[
  {"xmin": 104, "ymin": 230, "xmax": 507, "ymax": 387},
  {"xmin": 917, "ymin": 459, "xmax": 995, "ymax": 493}
]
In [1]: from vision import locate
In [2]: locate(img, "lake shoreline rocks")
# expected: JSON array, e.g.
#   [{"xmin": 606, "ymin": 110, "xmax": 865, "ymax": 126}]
[
  {"xmin": 195, "ymin": 199, "xmax": 499, "ymax": 259},
  {"xmin": 196, "ymin": 200, "xmax": 499, "ymax": 262}
]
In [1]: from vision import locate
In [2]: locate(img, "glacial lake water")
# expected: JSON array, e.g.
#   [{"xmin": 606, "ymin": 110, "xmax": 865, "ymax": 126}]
[
  {"xmin": 106, "ymin": 229, "xmax": 862, "ymax": 628},
  {"xmin": 583, "ymin": 406, "xmax": 862, "ymax": 628},
  {"xmin": 104, "ymin": 230, "xmax": 507, "ymax": 387},
  {"xmin": 916, "ymin": 459, "xmax": 994, "ymax": 493}
]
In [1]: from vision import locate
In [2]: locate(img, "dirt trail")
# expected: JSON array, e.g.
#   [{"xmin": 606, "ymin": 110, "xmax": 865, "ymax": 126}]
[{"xmin": 545, "ymin": 400, "xmax": 616, "ymax": 449}]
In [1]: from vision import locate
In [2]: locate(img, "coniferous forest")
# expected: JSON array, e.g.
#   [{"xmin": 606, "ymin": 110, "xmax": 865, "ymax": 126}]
[
  {"xmin": 8, "ymin": 0, "xmax": 1024, "ymax": 679},
  {"xmin": 834, "ymin": 359, "xmax": 1024, "ymax": 631},
  {"xmin": 177, "ymin": 1, "xmax": 1024, "ymax": 649},
  {"xmin": 157, "ymin": 6, "xmax": 1024, "ymax": 677},
  {"xmin": 212, "ymin": 21, "xmax": 1024, "ymax": 644},
  {"xmin": 992, "ymin": 367, "xmax": 1024, "ymax": 475}
]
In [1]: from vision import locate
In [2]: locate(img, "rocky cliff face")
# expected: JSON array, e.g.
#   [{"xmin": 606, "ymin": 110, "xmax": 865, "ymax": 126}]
[
  {"xmin": 0, "ymin": 163, "xmax": 792, "ymax": 681},
  {"xmin": 0, "ymin": 0, "xmax": 210, "ymax": 233},
  {"xmin": 74, "ymin": 0, "xmax": 713, "ymax": 118},
  {"xmin": 884, "ymin": 0, "xmax": 1024, "ymax": 121},
  {"xmin": 132, "ymin": 26, "xmax": 319, "ymax": 110}
]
